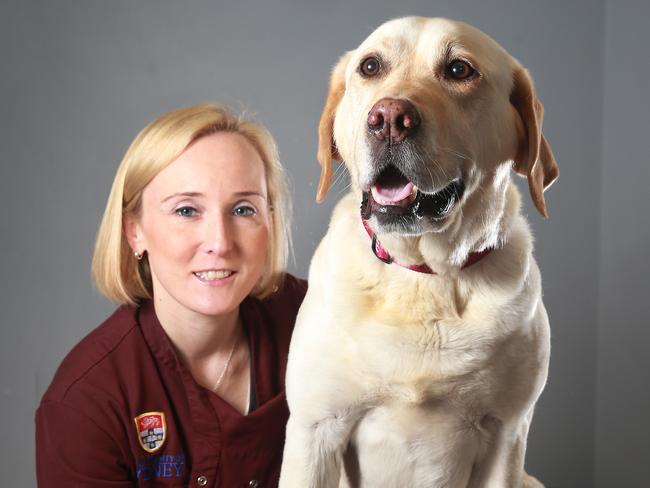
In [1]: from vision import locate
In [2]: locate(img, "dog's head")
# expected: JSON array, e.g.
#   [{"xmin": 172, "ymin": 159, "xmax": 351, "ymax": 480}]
[{"xmin": 317, "ymin": 17, "xmax": 558, "ymax": 236}]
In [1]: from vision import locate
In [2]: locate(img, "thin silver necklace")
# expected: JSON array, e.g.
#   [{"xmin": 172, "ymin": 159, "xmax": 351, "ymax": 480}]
[{"xmin": 213, "ymin": 332, "xmax": 237, "ymax": 391}]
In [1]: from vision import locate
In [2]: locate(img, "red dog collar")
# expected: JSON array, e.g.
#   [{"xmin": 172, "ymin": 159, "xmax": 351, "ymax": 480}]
[{"xmin": 361, "ymin": 217, "xmax": 492, "ymax": 274}]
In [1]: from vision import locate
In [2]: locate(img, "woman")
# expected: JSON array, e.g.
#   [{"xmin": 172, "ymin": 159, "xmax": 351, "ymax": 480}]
[{"xmin": 35, "ymin": 104, "xmax": 307, "ymax": 487}]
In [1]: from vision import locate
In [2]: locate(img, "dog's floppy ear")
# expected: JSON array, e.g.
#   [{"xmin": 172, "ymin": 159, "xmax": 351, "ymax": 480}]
[
  {"xmin": 510, "ymin": 67, "xmax": 559, "ymax": 218},
  {"xmin": 316, "ymin": 53, "xmax": 350, "ymax": 202}
]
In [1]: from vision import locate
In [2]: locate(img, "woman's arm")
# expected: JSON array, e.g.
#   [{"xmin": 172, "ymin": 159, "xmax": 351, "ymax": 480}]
[{"xmin": 36, "ymin": 400, "xmax": 136, "ymax": 487}]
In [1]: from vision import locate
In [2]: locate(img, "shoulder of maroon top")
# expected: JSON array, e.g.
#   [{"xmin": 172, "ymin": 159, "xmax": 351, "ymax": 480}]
[
  {"xmin": 270, "ymin": 273, "xmax": 308, "ymax": 312},
  {"xmin": 244, "ymin": 273, "xmax": 307, "ymax": 342},
  {"xmin": 281, "ymin": 272, "xmax": 308, "ymax": 298},
  {"xmin": 39, "ymin": 304, "xmax": 139, "ymax": 404}
]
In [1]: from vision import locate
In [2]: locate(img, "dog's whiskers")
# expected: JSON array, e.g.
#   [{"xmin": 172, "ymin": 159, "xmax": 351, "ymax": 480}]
[
  {"xmin": 331, "ymin": 162, "xmax": 347, "ymax": 189},
  {"xmin": 416, "ymin": 145, "xmax": 452, "ymax": 188},
  {"xmin": 437, "ymin": 145, "xmax": 473, "ymax": 162}
]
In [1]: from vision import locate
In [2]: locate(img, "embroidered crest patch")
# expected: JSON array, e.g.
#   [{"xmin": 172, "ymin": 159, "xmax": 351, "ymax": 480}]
[{"xmin": 134, "ymin": 412, "xmax": 166, "ymax": 453}]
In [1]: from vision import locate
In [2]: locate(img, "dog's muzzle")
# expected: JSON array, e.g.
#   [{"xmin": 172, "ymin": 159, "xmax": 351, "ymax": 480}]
[
  {"xmin": 361, "ymin": 164, "xmax": 465, "ymax": 232},
  {"xmin": 362, "ymin": 98, "xmax": 464, "ymax": 232}
]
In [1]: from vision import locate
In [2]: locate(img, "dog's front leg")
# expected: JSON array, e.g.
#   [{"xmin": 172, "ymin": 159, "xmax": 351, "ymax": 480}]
[
  {"xmin": 280, "ymin": 414, "xmax": 350, "ymax": 488},
  {"xmin": 467, "ymin": 411, "xmax": 543, "ymax": 488}
]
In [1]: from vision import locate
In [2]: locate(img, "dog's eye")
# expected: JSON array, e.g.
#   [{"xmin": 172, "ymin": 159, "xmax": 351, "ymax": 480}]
[
  {"xmin": 359, "ymin": 56, "xmax": 381, "ymax": 77},
  {"xmin": 446, "ymin": 60, "xmax": 476, "ymax": 80}
]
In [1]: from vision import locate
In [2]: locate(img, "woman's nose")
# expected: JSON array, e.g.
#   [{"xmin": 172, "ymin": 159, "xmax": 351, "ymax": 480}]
[{"xmin": 201, "ymin": 214, "xmax": 235, "ymax": 255}]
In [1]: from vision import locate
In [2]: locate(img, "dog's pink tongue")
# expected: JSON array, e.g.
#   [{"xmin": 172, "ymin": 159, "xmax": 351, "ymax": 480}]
[{"xmin": 372, "ymin": 181, "xmax": 414, "ymax": 206}]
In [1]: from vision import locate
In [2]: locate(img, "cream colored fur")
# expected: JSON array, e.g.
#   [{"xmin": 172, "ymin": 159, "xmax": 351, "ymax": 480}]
[{"xmin": 280, "ymin": 17, "xmax": 558, "ymax": 488}]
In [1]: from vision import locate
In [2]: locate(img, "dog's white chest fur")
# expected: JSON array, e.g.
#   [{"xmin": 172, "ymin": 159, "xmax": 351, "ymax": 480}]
[{"xmin": 334, "ymin": 321, "xmax": 499, "ymax": 488}]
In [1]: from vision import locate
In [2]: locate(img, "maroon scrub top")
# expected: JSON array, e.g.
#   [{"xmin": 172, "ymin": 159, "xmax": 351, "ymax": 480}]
[{"xmin": 36, "ymin": 274, "xmax": 307, "ymax": 488}]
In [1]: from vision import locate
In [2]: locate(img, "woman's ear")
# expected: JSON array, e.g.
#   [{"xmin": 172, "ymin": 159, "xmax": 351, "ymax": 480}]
[
  {"xmin": 510, "ymin": 66, "xmax": 560, "ymax": 218},
  {"xmin": 123, "ymin": 213, "xmax": 144, "ymax": 255},
  {"xmin": 316, "ymin": 52, "xmax": 351, "ymax": 203}
]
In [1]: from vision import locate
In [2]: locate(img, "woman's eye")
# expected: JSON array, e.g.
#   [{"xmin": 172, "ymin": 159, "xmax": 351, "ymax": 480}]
[
  {"xmin": 175, "ymin": 206, "xmax": 198, "ymax": 218},
  {"xmin": 233, "ymin": 205, "xmax": 256, "ymax": 217}
]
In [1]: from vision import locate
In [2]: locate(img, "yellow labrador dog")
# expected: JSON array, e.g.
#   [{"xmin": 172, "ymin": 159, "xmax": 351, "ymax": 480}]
[{"xmin": 280, "ymin": 17, "xmax": 558, "ymax": 488}]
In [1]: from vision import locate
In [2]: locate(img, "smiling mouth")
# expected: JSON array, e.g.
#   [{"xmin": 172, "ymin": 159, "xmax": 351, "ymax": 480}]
[
  {"xmin": 361, "ymin": 165, "xmax": 464, "ymax": 225},
  {"xmin": 194, "ymin": 270, "xmax": 235, "ymax": 281}
]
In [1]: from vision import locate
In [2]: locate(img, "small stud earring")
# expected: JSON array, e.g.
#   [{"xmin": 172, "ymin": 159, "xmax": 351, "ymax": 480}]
[{"xmin": 134, "ymin": 251, "xmax": 144, "ymax": 261}]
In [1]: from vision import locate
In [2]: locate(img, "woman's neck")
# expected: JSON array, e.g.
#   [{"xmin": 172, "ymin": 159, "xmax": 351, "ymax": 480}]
[{"xmin": 151, "ymin": 295, "xmax": 242, "ymax": 364}]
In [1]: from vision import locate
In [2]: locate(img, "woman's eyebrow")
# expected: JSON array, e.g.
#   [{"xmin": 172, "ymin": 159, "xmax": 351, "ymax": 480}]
[
  {"xmin": 233, "ymin": 191, "xmax": 267, "ymax": 199},
  {"xmin": 160, "ymin": 191, "xmax": 203, "ymax": 203}
]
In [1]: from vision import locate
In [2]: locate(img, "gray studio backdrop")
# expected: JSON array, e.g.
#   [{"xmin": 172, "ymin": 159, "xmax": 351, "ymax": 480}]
[{"xmin": 1, "ymin": 0, "xmax": 648, "ymax": 486}]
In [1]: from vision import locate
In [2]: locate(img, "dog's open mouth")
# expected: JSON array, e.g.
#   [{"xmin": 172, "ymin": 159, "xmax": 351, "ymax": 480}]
[{"xmin": 361, "ymin": 165, "xmax": 464, "ymax": 226}]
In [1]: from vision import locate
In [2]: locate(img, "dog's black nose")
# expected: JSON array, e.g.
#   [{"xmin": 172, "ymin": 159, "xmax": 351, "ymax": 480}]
[{"xmin": 367, "ymin": 98, "xmax": 420, "ymax": 144}]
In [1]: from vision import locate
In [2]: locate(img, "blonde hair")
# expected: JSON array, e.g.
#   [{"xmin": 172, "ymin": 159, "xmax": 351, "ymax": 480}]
[{"xmin": 92, "ymin": 103, "xmax": 291, "ymax": 304}]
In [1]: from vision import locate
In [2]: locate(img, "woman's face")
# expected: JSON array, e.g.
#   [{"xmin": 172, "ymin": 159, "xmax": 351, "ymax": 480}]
[{"xmin": 127, "ymin": 131, "xmax": 269, "ymax": 322}]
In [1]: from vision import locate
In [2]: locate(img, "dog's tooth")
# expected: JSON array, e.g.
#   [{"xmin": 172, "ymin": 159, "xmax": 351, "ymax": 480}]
[{"xmin": 409, "ymin": 186, "xmax": 418, "ymax": 203}]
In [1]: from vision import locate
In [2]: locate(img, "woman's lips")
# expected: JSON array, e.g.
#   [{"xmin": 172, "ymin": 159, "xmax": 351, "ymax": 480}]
[{"xmin": 193, "ymin": 270, "xmax": 235, "ymax": 281}]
